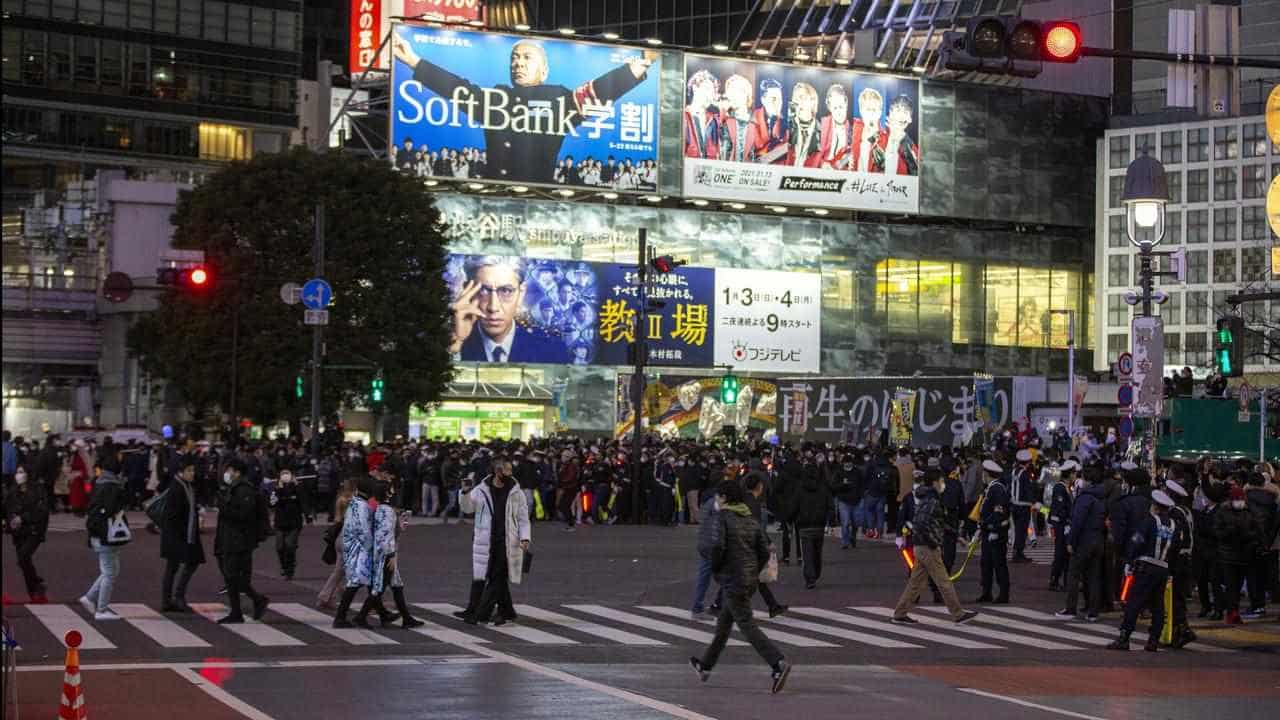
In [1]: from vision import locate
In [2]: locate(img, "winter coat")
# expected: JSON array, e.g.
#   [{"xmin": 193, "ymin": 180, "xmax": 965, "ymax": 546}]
[
  {"xmin": 790, "ymin": 471, "xmax": 832, "ymax": 530},
  {"xmin": 701, "ymin": 502, "xmax": 769, "ymax": 591},
  {"xmin": 1214, "ymin": 505, "xmax": 1262, "ymax": 565},
  {"xmin": 979, "ymin": 479, "xmax": 1012, "ymax": 539},
  {"xmin": 84, "ymin": 471, "xmax": 128, "ymax": 546},
  {"xmin": 463, "ymin": 482, "xmax": 531, "ymax": 585},
  {"xmin": 1193, "ymin": 504, "xmax": 1219, "ymax": 560},
  {"xmin": 908, "ymin": 485, "xmax": 945, "ymax": 549},
  {"xmin": 1068, "ymin": 483, "xmax": 1108, "ymax": 550},
  {"xmin": 68, "ymin": 451, "xmax": 92, "ymax": 511},
  {"xmin": 771, "ymin": 458, "xmax": 804, "ymax": 517},
  {"xmin": 831, "ymin": 464, "xmax": 863, "ymax": 503},
  {"xmin": 1111, "ymin": 487, "xmax": 1153, "ymax": 552},
  {"xmin": 1245, "ymin": 487, "xmax": 1279, "ymax": 550},
  {"xmin": 160, "ymin": 478, "xmax": 205, "ymax": 565},
  {"xmin": 1048, "ymin": 481, "xmax": 1072, "ymax": 525},
  {"xmin": 895, "ymin": 458, "xmax": 916, "ymax": 501},
  {"xmin": 270, "ymin": 482, "xmax": 307, "ymax": 531},
  {"xmin": 214, "ymin": 479, "xmax": 261, "ymax": 556},
  {"xmin": 4, "ymin": 483, "xmax": 50, "ymax": 542},
  {"xmin": 939, "ymin": 478, "xmax": 963, "ymax": 538},
  {"xmin": 342, "ymin": 495, "xmax": 394, "ymax": 593}
]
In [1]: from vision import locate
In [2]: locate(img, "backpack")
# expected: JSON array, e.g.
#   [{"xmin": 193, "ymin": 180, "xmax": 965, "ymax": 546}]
[
  {"xmin": 256, "ymin": 487, "xmax": 274, "ymax": 542},
  {"xmin": 145, "ymin": 485, "xmax": 172, "ymax": 527}
]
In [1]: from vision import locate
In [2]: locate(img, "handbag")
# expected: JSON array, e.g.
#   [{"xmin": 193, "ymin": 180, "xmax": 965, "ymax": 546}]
[
  {"xmin": 145, "ymin": 486, "xmax": 171, "ymax": 527},
  {"xmin": 521, "ymin": 547, "xmax": 533, "ymax": 575},
  {"xmin": 106, "ymin": 510, "xmax": 132, "ymax": 545},
  {"xmin": 758, "ymin": 548, "xmax": 779, "ymax": 584},
  {"xmin": 321, "ymin": 522, "xmax": 340, "ymax": 565}
]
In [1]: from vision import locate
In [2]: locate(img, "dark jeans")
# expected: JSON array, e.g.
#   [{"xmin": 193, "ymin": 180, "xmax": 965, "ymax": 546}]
[
  {"xmin": 1221, "ymin": 562, "xmax": 1248, "ymax": 614},
  {"xmin": 1011, "ymin": 505, "xmax": 1031, "ymax": 558},
  {"xmin": 1248, "ymin": 551, "xmax": 1276, "ymax": 610},
  {"xmin": 1120, "ymin": 566, "xmax": 1169, "ymax": 643},
  {"xmin": 778, "ymin": 521, "xmax": 801, "ymax": 561},
  {"xmin": 475, "ymin": 548, "xmax": 514, "ymax": 622},
  {"xmin": 1171, "ymin": 556, "xmax": 1191, "ymax": 627},
  {"xmin": 1063, "ymin": 543, "xmax": 1103, "ymax": 614},
  {"xmin": 219, "ymin": 551, "xmax": 264, "ymax": 618},
  {"xmin": 1193, "ymin": 551, "xmax": 1219, "ymax": 611},
  {"xmin": 557, "ymin": 489, "xmax": 576, "ymax": 527},
  {"xmin": 799, "ymin": 528, "xmax": 824, "ymax": 585},
  {"xmin": 162, "ymin": 558, "xmax": 197, "ymax": 603},
  {"xmin": 699, "ymin": 585, "xmax": 783, "ymax": 670},
  {"xmin": 715, "ymin": 578, "xmax": 782, "ymax": 611},
  {"xmin": 276, "ymin": 527, "xmax": 301, "ymax": 576},
  {"xmin": 11, "ymin": 534, "xmax": 44, "ymax": 594},
  {"xmin": 980, "ymin": 535, "xmax": 1009, "ymax": 598}
]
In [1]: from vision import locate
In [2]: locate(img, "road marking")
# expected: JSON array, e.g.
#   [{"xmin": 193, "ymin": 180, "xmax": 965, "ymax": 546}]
[
  {"xmin": 405, "ymin": 616, "xmax": 493, "ymax": 645},
  {"xmin": 957, "ymin": 688, "xmax": 1108, "ymax": 720},
  {"xmin": 189, "ymin": 604, "xmax": 304, "ymax": 647},
  {"xmin": 564, "ymin": 604, "xmax": 746, "ymax": 646},
  {"xmin": 270, "ymin": 603, "xmax": 397, "ymax": 645},
  {"xmin": 915, "ymin": 606, "xmax": 1113, "ymax": 647},
  {"xmin": 417, "ymin": 603, "xmax": 578, "ymax": 645},
  {"xmin": 17, "ymin": 657, "xmax": 502, "ymax": 672},
  {"xmin": 113, "ymin": 604, "xmax": 211, "ymax": 648},
  {"xmin": 789, "ymin": 607, "xmax": 1000, "ymax": 649},
  {"xmin": 983, "ymin": 606, "xmax": 1233, "ymax": 653},
  {"xmin": 24, "ymin": 605, "xmax": 116, "ymax": 650},
  {"xmin": 516, "ymin": 605, "xmax": 667, "ymax": 646},
  {"xmin": 640, "ymin": 605, "xmax": 840, "ymax": 648},
  {"xmin": 851, "ymin": 607, "xmax": 1083, "ymax": 651},
  {"xmin": 173, "ymin": 666, "xmax": 279, "ymax": 720}
]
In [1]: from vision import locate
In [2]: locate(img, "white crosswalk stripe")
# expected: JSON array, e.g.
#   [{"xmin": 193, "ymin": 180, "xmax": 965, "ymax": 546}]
[
  {"xmin": 112, "ymin": 604, "xmax": 210, "ymax": 648},
  {"xmin": 189, "ymin": 603, "xmax": 305, "ymax": 647},
  {"xmin": 789, "ymin": 607, "xmax": 1002, "ymax": 649},
  {"xmin": 406, "ymin": 617, "xmax": 493, "ymax": 646},
  {"xmin": 25, "ymin": 604, "xmax": 116, "ymax": 650},
  {"xmin": 639, "ymin": 606, "xmax": 840, "ymax": 648},
  {"xmin": 914, "ymin": 606, "xmax": 1113, "ymax": 647},
  {"xmin": 270, "ymin": 602, "xmax": 398, "ymax": 645},
  {"xmin": 516, "ymin": 605, "xmax": 667, "ymax": 646},
  {"xmin": 851, "ymin": 606, "xmax": 1086, "ymax": 651},
  {"xmin": 982, "ymin": 605, "xmax": 1234, "ymax": 653},
  {"xmin": 417, "ymin": 603, "xmax": 578, "ymax": 645},
  {"xmin": 564, "ymin": 604, "xmax": 747, "ymax": 646}
]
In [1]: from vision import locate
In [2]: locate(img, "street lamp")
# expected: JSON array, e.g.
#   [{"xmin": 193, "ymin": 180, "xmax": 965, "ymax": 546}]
[{"xmin": 1122, "ymin": 155, "xmax": 1169, "ymax": 317}]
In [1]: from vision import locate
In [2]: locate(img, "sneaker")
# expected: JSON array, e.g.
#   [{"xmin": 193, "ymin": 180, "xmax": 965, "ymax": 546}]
[
  {"xmin": 252, "ymin": 596, "xmax": 271, "ymax": 621},
  {"xmin": 1085, "ymin": 613, "xmax": 1100, "ymax": 623},
  {"xmin": 689, "ymin": 657, "xmax": 711, "ymax": 682},
  {"xmin": 770, "ymin": 660, "xmax": 792, "ymax": 694},
  {"xmin": 768, "ymin": 605, "xmax": 789, "ymax": 619},
  {"xmin": 217, "ymin": 586, "xmax": 228, "ymax": 595},
  {"xmin": 94, "ymin": 609, "xmax": 122, "ymax": 621},
  {"xmin": 1241, "ymin": 609, "xmax": 1265, "ymax": 620},
  {"xmin": 332, "ymin": 617, "xmax": 353, "ymax": 628},
  {"xmin": 1053, "ymin": 609, "xmax": 1077, "ymax": 619},
  {"xmin": 955, "ymin": 610, "xmax": 979, "ymax": 624},
  {"xmin": 891, "ymin": 615, "xmax": 918, "ymax": 624},
  {"xmin": 78, "ymin": 596, "xmax": 95, "ymax": 615},
  {"xmin": 216, "ymin": 614, "xmax": 245, "ymax": 625},
  {"xmin": 689, "ymin": 610, "xmax": 702, "ymax": 621}
]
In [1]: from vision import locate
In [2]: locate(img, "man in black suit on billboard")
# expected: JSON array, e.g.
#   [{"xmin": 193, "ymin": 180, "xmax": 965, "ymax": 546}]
[
  {"xmin": 450, "ymin": 256, "xmax": 568, "ymax": 363},
  {"xmin": 394, "ymin": 33, "xmax": 656, "ymax": 185}
]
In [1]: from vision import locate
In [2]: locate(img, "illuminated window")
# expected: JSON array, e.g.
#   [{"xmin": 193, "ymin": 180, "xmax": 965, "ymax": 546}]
[
  {"xmin": 1048, "ymin": 269, "xmax": 1081, "ymax": 348},
  {"xmin": 198, "ymin": 122, "xmax": 251, "ymax": 160},
  {"xmin": 821, "ymin": 259, "xmax": 855, "ymax": 311},
  {"xmin": 918, "ymin": 260, "xmax": 953, "ymax": 342},
  {"xmin": 951, "ymin": 262, "xmax": 982, "ymax": 345},
  {"xmin": 878, "ymin": 258, "xmax": 918, "ymax": 337},
  {"xmin": 984, "ymin": 265, "xmax": 1019, "ymax": 346}
]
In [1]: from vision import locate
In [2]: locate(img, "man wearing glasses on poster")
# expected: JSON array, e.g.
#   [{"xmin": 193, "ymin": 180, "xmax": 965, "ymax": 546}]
[{"xmin": 450, "ymin": 256, "xmax": 569, "ymax": 363}]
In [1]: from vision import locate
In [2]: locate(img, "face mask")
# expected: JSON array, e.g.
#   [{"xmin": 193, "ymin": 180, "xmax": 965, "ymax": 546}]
[
  {"xmin": 15, "ymin": 471, "xmax": 27, "ymax": 485},
  {"xmin": 842, "ymin": 464, "xmax": 853, "ymax": 471},
  {"xmin": 222, "ymin": 471, "xmax": 234, "ymax": 485},
  {"xmin": 1231, "ymin": 501, "xmax": 1246, "ymax": 510}
]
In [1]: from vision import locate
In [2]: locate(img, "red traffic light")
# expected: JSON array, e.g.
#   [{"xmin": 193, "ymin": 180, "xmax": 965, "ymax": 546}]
[
  {"xmin": 189, "ymin": 267, "xmax": 208, "ymax": 286},
  {"xmin": 1042, "ymin": 21, "xmax": 1082, "ymax": 63},
  {"xmin": 649, "ymin": 255, "xmax": 685, "ymax": 274}
]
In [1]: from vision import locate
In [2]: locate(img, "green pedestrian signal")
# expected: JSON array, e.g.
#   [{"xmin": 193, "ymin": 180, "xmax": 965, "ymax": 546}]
[
  {"xmin": 295, "ymin": 375, "xmax": 304, "ymax": 400},
  {"xmin": 371, "ymin": 377, "xmax": 384, "ymax": 403},
  {"xmin": 1215, "ymin": 316, "xmax": 1244, "ymax": 378},
  {"xmin": 720, "ymin": 374, "xmax": 739, "ymax": 404}
]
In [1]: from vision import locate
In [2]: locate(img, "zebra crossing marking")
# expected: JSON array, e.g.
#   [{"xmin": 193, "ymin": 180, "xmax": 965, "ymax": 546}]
[
  {"xmin": 914, "ymin": 606, "xmax": 1113, "ymax": 647},
  {"xmin": 851, "ymin": 606, "xmax": 1085, "ymax": 651},
  {"xmin": 112, "ymin": 604, "xmax": 211, "ymax": 648},
  {"xmin": 405, "ymin": 617, "xmax": 493, "ymax": 646},
  {"xmin": 25, "ymin": 604, "xmax": 116, "ymax": 650},
  {"xmin": 271, "ymin": 602, "xmax": 398, "ymax": 645},
  {"xmin": 564, "ymin": 605, "xmax": 747, "ymax": 646},
  {"xmin": 788, "ymin": 607, "xmax": 1002, "ymax": 650},
  {"xmin": 515, "ymin": 605, "xmax": 667, "ymax": 646},
  {"xmin": 983, "ymin": 605, "xmax": 1233, "ymax": 653},
  {"xmin": 417, "ymin": 603, "xmax": 578, "ymax": 645},
  {"xmin": 189, "ymin": 604, "xmax": 305, "ymax": 647},
  {"xmin": 638, "ymin": 606, "xmax": 840, "ymax": 648}
]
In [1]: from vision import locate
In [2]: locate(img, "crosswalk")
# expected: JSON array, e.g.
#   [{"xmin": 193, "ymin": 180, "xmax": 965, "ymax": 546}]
[{"xmin": 11, "ymin": 601, "xmax": 1232, "ymax": 655}]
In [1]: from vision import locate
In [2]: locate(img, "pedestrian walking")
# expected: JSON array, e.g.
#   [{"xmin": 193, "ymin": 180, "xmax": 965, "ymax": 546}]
[
  {"xmin": 270, "ymin": 469, "xmax": 311, "ymax": 580},
  {"xmin": 159, "ymin": 457, "xmax": 204, "ymax": 613},
  {"xmin": 458, "ymin": 460, "xmax": 531, "ymax": 625},
  {"xmin": 334, "ymin": 476, "xmax": 399, "ymax": 627},
  {"xmin": 4, "ymin": 465, "xmax": 50, "ymax": 603},
  {"xmin": 891, "ymin": 469, "xmax": 978, "ymax": 625},
  {"xmin": 689, "ymin": 491, "xmax": 721, "ymax": 619},
  {"xmin": 832, "ymin": 453, "xmax": 863, "ymax": 549},
  {"xmin": 80, "ymin": 452, "xmax": 130, "ymax": 620},
  {"xmin": 369, "ymin": 475, "xmax": 425, "ymax": 629},
  {"xmin": 791, "ymin": 459, "xmax": 831, "ymax": 589},
  {"xmin": 316, "ymin": 488, "xmax": 352, "ymax": 609},
  {"xmin": 1106, "ymin": 490, "xmax": 1184, "ymax": 651},
  {"xmin": 689, "ymin": 480, "xmax": 792, "ymax": 694},
  {"xmin": 213, "ymin": 459, "xmax": 270, "ymax": 624}
]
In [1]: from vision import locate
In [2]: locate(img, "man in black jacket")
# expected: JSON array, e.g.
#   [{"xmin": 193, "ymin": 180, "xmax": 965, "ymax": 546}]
[
  {"xmin": 1056, "ymin": 469, "xmax": 1108, "ymax": 620},
  {"xmin": 832, "ymin": 453, "xmax": 863, "ymax": 549},
  {"xmin": 1243, "ymin": 473, "xmax": 1278, "ymax": 619},
  {"xmin": 270, "ymin": 469, "xmax": 311, "ymax": 580},
  {"xmin": 891, "ymin": 469, "xmax": 978, "ymax": 624},
  {"xmin": 791, "ymin": 461, "xmax": 832, "ymax": 589},
  {"xmin": 689, "ymin": 480, "xmax": 792, "ymax": 694},
  {"xmin": 214, "ymin": 458, "xmax": 269, "ymax": 624}
]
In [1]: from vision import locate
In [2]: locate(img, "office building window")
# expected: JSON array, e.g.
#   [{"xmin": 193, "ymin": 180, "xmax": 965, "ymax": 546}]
[
  {"xmin": 1186, "ymin": 291, "xmax": 1209, "ymax": 325},
  {"xmin": 1213, "ymin": 167, "xmax": 1236, "ymax": 201},
  {"xmin": 1108, "ymin": 214, "xmax": 1127, "ymax": 248},
  {"xmin": 1186, "ymin": 209, "xmax": 1208, "ymax": 243},
  {"xmin": 1213, "ymin": 125, "xmax": 1237, "ymax": 160},
  {"xmin": 48, "ymin": 33, "xmax": 71, "ymax": 87},
  {"xmin": 1213, "ymin": 248, "xmax": 1237, "ymax": 283},
  {"xmin": 1108, "ymin": 175, "xmax": 1124, "ymax": 208},
  {"xmin": 1186, "ymin": 169, "xmax": 1208, "ymax": 202},
  {"xmin": 274, "ymin": 10, "xmax": 297, "ymax": 51},
  {"xmin": 104, "ymin": 0, "xmax": 125, "ymax": 26},
  {"xmin": 100, "ymin": 39, "xmax": 123, "ymax": 92},
  {"xmin": 1212, "ymin": 207, "xmax": 1236, "ymax": 243},
  {"xmin": 155, "ymin": 0, "xmax": 177, "ymax": 34},
  {"xmin": 1109, "ymin": 136, "xmax": 1130, "ymax": 169},
  {"xmin": 1107, "ymin": 295, "xmax": 1127, "ymax": 327},
  {"xmin": 1243, "ymin": 122, "xmax": 1269, "ymax": 158},
  {"xmin": 1243, "ymin": 164, "xmax": 1267, "ymax": 199},
  {"xmin": 74, "ymin": 36, "xmax": 97, "ymax": 89},
  {"xmin": 1242, "ymin": 205, "xmax": 1268, "ymax": 242},
  {"xmin": 1160, "ymin": 291, "xmax": 1181, "ymax": 326},
  {"xmin": 79, "ymin": 0, "xmax": 103, "ymax": 23},
  {"xmin": 1107, "ymin": 254, "xmax": 1129, "ymax": 287},
  {"xmin": 1164, "ymin": 331, "xmax": 1181, "ymax": 366},
  {"xmin": 1186, "ymin": 250, "xmax": 1208, "ymax": 284},
  {"xmin": 1164, "ymin": 210, "xmax": 1182, "ymax": 244},
  {"xmin": 1107, "ymin": 333, "xmax": 1129, "ymax": 364},
  {"xmin": 204, "ymin": 1, "xmax": 226, "ymax": 41},
  {"xmin": 1166, "ymin": 170, "xmax": 1182, "ymax": 204},
  {"xmin": 1242, "ymin": 245, "xmax": 1269, "ymax": 282},
  {"xmin": 1134, "ymin": 132, "xmax": 1155, "ymax": 158},
  {"xmin": 199, "ymin": 121, "xmax": 251, "ymax": 161},
  {"xmin": 1185, "ymin": 332, "xmax": 1208, "ymax": 365},
  {"xmin": 1187, "ymin": 128, "xmax": 1208, "ymax": 162},
  {"xmin": 251, "ymin": 5, "xmax": 272, "ymax": 46},
  {"xmin": 228, "ymin": 3, "xmax": 249, "ymax": 44},
  {"xmin": 52, "ymin": 0, "xmax": 74, "ymax": 20},
  {"xmin": 128, "ymin": 0, "xmax": 151, "ymax": 30},
  {"xmin": 951, "ymin": 262, "xmax": 982, "ymax": 345},
  {"xmin": 179, "ymin": 0, "xmax": 201, "ymax": 36},
  {"xmin": 1161, "ymin": 130, "xmax": 1182, "ymax": 164}
]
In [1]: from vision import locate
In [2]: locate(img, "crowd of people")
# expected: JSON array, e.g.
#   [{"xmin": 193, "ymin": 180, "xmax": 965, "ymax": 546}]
[{"xmin": 391, "ymin": 138, "xmax": 658, "ymax": 191}]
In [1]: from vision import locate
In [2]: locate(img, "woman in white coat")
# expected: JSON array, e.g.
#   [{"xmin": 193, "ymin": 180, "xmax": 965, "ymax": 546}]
[{"xmin": 460, "ymin": 460, "xmax": 531, "ymax": 625}]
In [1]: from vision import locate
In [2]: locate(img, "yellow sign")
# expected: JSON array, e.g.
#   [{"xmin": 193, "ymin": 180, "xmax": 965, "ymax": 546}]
[
  {"xmin": 1268, "ymin": 85, "xmax": 1280, "ymax": 146},
  {"xmin": 1269, "ymin": 175, "xmax": 1280, "ymax": 239}
]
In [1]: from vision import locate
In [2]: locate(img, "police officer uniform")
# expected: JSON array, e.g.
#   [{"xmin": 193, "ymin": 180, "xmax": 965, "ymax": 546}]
[
  {"xmin": 1047, "ymin": 460, "xmax": 1078, "ymax": 590},
  {"xmin": 976, "ymin": 459, "xmax": 1011, "ymax": 603},
  {"xmin": 1164, "ymin": 480, "xmax": 1197, "ymax": 648},
  {"xmin": 1010, "ymin": 449, "xmax": 1035, "ymax": 562},
  {"xmin": 1107, "ymin": 490, "xmax": 1184, "ymax": 652}
]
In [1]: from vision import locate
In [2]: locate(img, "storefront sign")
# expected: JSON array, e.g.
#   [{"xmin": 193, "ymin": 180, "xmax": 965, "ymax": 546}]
[
  {"xmin": 681, "ymin": 54, "xmax": 920, "ymax": 213},
  {"xmin": 778, "ymin": 376, "xmax": 1015, "ymax": 447},
  {"xmin": 405, "ymin": 0, "xmax": 483, "ymax": 24},
  {"xmin": 445, "ymin": 253, "xmax": 819, "ymax": 372},
  {"xmin": 391, "ymin": 25, "xmax": 661, "ymax": 191},
  {"xmin": 349, "ymin": 1, "xmax": 484, "ymax": 74},
  {"xmin": 349, "ymin": 0, "xmax": 383, "ymax": 75}
]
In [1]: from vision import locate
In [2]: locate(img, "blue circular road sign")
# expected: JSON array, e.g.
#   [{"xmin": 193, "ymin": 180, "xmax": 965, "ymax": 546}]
[
  {"xmin": 301, "ymin": 278, "xmax": 333, "ymax": 310},
  {"xmin": 1119, "ymin": 416, "xmax": 1134, "ymax": 436}
]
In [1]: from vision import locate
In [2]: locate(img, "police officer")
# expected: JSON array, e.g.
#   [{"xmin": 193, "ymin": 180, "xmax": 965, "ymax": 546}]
[
  {"xmin": 1110, "ymin": 463, "xmax": 1154, "ymax": 604},
  {"xmin": 1010, "ymin": 449, "xmax": 1035, "ymax": 563},
  {"xmin": 1047, "ymin": 460, "xmax": 1078, "ymax": 591},
  {"xmin": 1164, "ymin": 478, "xmax": 1197, "ymax": 648},
  {"xmin": 1106, "ymin": 489, "xmax": 1184, "ymax": 652},
  {"xmin": 975, "ymin": 459, "xmax": 1011, "ymax": 603}
]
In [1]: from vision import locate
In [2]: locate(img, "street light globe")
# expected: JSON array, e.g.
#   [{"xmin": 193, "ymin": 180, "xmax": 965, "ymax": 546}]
[
  {"xmin": 1122, "ymin": 155, "xmax": 1169, "ymax": 247},
  {"xmin": 1133, "ymin": 201, "xmax": 1161, "ymax": 229}
]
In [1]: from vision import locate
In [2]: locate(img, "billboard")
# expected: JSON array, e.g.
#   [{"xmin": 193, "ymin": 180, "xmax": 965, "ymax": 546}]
[
  {"xmin": 390, "ymin": 25, "xmax": 661, "ymax": 191},
  {"xmin": 680, "ymin": 54, "xmax": 921, "ymax": 213},
  {"xmin": 444, "ymin": 254, "xmax": 820, "ymax": 372},
  {"xmin": 349, "ymin": 0, "xmax": 485, "ymax": 74}
]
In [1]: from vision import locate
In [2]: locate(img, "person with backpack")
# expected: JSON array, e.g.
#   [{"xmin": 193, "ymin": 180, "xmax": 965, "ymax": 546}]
[
  {"xmin": 213, "ymin": 458, "xmax": 270, "ymax": 624},
  {"xmin": 79, "ymin": 452, "xmax": 130, "ymax": 621},
  {"xmin": 158, "ymin": 456, "xmax": 204, "ymax": 613}
]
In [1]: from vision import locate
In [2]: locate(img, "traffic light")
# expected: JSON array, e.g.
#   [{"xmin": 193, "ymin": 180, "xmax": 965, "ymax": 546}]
[
  {"xmin": 650, "ymin": 255, "xmax": 686, "ymax": 274},
  {"xmin": 371, "ymin": 377, "xmax": 384, "ymax": 403},
  {"xmin": 156, "ymin": 265, "xmax": 212, "ymax": 290},
  {"xmin": 940, "ymin": 17, "xmax": 1083, "ymax": 77},
  {"xmin": 1215, "ymin": 316, "xmax": 1245, "ymax": 378},
  {"xmin": 720, "ymin": 374, "xmax": 739, "ymax": 404},
  {"xmin": 295, "ymin": 375, "xmax": 304, "ymax": 400}
]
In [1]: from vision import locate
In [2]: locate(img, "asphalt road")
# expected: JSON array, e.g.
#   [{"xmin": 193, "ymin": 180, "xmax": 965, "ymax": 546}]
[{"xmin": 3, "ymin": 510, "xmax": 1278, "ymax": 720}]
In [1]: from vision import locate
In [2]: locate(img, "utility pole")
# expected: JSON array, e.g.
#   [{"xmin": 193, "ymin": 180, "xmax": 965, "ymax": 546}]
[
  {"xmin": 1051, "ymin": 309, "xmax": 1076, "ymax": 437},
  {"xmin": 630, "ymin": 227, "xmax": 648, "ymax": 523},
  {"xmin": 310, "ymin": 204, "xmax": 324, "ymax": 459}
]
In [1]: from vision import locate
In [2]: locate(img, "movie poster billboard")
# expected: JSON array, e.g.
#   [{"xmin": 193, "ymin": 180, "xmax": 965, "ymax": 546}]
[
  {"xmin": 680, "ymin": 54, "xmax": 921, "ymax": 213},
  {"xmin": 390, "ymin": 25, "xmax": 661, "ymax": 191},
  {"xmin": 443, "ymin": 254, "xmax": 819, "ymax": 373}
]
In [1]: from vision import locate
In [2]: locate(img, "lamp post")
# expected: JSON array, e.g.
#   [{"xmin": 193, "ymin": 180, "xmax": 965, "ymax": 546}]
[
  {"xmin": 1050, "ymin": 308, "xmax": 1076, "ymax": 437},
  {"xmin": 1121, "ymin": 155, "xmax": 1169, "ymax": 317}
]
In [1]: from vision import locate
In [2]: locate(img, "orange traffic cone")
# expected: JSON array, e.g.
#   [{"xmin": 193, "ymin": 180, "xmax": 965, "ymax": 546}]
[{"xmin": 59, "ymin": 630, "xmax": 86, "ymax": 720}]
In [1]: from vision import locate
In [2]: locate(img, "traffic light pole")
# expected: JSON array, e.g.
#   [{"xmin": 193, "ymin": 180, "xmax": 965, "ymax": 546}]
[
  {"xmin": 310, "ymin": 204, "xmax": 325, "ymax": 459},
  {"xmin": 1081, "ymin": 46, "xmax": 1280, "ymax": 70},
  {"xmin": 630, "ymin": 227, "xmax": 648, "ymax": 522}
]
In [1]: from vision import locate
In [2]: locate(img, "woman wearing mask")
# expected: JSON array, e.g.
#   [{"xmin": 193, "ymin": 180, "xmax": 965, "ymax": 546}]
[
  {"xmin": 160, "ymin": 456, "xmax": 204, "ymax": 612},
  {"xmin": 368, "ymin": 475, "xmax": 425, "ymax": 629},
  {"xmin": 460, "ymin": 460, "xmax": 531, "ymax": 625},
  {"xmin": 4, "ymin": 465, "xmax": 50, "ymax": 603},
  {"xmin": 270, "ymin": 469, "xmax": 310, "ymax": 580},
  {"xmin": 80, "ymin": 453, "xmax": 130, "ymax": 621},
  {"xmin": 334, "ymin": 475, "xmax": 399, "ymax": 628},
  {"xmin": 1215, "ymin": 483, "xmax": 1263, "ymax": 625}
]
